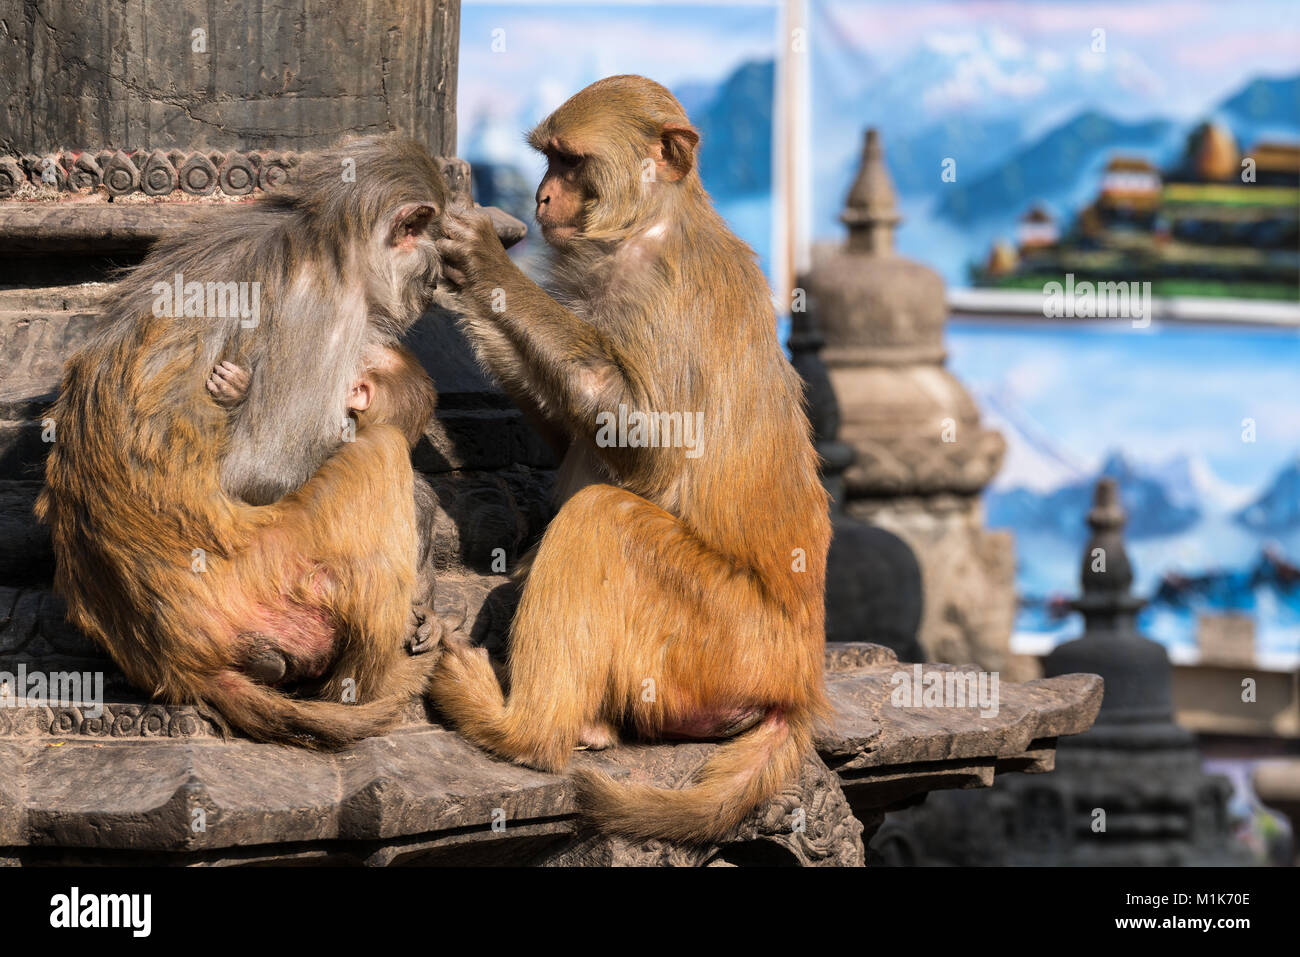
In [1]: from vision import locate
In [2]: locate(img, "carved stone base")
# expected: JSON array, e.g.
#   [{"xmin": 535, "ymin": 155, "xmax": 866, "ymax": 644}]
[
  {"xmin": 848, "ymin": 495, "xmax": 1038, "ymax": 681},
  {"xmin": 0, "ymin": 639, "xmax": 1100, "ymax": 865}
]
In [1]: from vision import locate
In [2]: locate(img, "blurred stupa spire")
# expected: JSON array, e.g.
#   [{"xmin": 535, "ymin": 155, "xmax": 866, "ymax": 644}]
[{"xmin": 841, "ymin": 128, "xmax": 900, "ymax": 255}]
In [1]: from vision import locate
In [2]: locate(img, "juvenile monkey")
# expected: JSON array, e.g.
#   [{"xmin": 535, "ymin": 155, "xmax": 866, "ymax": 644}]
[
  {"xmin": 431, "ymin": 76, "xmax": 831, "ymax": 842},
  {"xmin": 37, "ymin": 135, "xmax": 449, "ymax": 747},
  {"xmin": 208, "ymin": 342, "xmax": 434, "ymax": 450}
]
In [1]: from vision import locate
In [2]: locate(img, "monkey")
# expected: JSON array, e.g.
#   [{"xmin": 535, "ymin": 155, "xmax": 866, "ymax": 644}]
[
  {"xmin": 429, "ymin": 75, "xmax": 831, "ymax": 843},
  {"xmin": 207, "ymin": 341, "xmax": 444, "ymax": 656},
  {"xmin": 207, "ymin": 342, "xmax": 433, "ymax": 450},
  {"xmin": 36, "ymin": 135, "xmax": 450, "ymax": 747}
]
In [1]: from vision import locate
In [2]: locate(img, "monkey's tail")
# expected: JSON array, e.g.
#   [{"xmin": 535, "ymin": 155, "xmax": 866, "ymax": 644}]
[
  {"xmin": 200, "ymin": 670, "xmax": 410, "ymax": 750},
  {"xmin": 572, "ymin": 708, "xmax": 809, "ymax": 844}
]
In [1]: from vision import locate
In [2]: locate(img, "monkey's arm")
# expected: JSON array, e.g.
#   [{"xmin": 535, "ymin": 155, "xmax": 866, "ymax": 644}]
[
  {"xmin": 452, "ymin": 305, "xmax": 572, "ymax": 458},
  {"xmin": 438, "ymin": 211, "xmax": 641, "ymax": 469}
]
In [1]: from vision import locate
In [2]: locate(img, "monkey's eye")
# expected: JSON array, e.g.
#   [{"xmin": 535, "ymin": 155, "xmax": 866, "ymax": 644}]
[{"xmin": 553, "ymin": 150, "xmax": 582, "ymax": 170}]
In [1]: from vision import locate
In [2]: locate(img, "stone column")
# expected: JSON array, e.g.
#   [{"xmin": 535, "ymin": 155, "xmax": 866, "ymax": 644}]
[
  {"xmin": 800, "ymin": 129, "xmax": 1030, "ymax": 679},
  {"xmin": 0, "ymin": 0, "xmax": 460, "ymax": 155}
]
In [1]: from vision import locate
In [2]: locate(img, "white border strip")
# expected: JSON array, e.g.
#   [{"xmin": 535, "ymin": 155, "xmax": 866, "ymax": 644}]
[{"xmin": 948, "ymin": 288, "xmax": 1300, "ymax": 327}]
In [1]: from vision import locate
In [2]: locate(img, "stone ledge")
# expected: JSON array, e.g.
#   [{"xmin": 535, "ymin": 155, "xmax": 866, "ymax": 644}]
[
  {"xmin": 0, "ymin": 642, "xmax": 1101, "ymax": 865},
  {"xmin": 0, "ymin": 196, "xmax": 526, "ymax": 255}
]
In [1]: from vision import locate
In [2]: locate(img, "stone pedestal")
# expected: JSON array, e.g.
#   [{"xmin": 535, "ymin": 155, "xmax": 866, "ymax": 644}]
[
  {"xmin": 800, "ymin": 129, "xmax": 1031, "ymax": 680},
  {"xmin": 0, "ymin": 633, "xmax": 1099, "ymax": 865}
]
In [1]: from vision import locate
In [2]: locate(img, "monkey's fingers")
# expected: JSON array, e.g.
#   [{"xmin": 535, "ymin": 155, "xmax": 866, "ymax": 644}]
[
  {"xmin": 207, "ymin": 376, "xmax": 239, "ymax": 408},
  {"xmin": 434, "ymin": 235, "xmax": 469, "ymax": 268},
  {"xmin": 216, "ymin": 360, "xmax": 249, "ymax": 382},
  {"xmin": 209, "ymin": 362, "xmax": 251, "ymax": 404},
  {"xmin": 442, "ymin": 206, "xmax": 494, "ymax": 238},
  {"xmin": 439, "ymin": 264, "xmax": 469, "ymax": 292},
  {"xmin": 214, "ymin": 362, "xmax": 250, "ymax": 389}
]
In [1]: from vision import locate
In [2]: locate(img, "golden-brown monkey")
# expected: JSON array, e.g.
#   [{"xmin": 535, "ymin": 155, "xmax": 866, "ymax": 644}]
[
  {"xmin": 37, "ymin": 136, "xmax": 448, "ymax": 747},
  {"xmin": 431, "ymin": 75, "xmax": 831, "ymax": 842},
  {"xmin": 209, "ymin": 342, "xmax": 436, "ymax": 452}
]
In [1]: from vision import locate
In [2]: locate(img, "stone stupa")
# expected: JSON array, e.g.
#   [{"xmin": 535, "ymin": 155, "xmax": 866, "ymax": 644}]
[{"xmin": 800, "ymin": 128, "xmax": 1031, "ymax": 679}]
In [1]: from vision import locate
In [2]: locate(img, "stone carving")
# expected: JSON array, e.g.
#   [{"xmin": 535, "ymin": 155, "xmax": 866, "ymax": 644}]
[
  {"xmin": 139, "ymin": 149, "xmax": 178, "ymax": 196},
  {"xmin": 68, "ymin": 153, "xmax": 102, "ymax": 191},
  {"xmin": 724, "ymin": 754, "xmax": 867, "ymax": 866},
  {"xmin": 0, "ymin": 157, "xmax": 23, "ymax": 195},
  {"xmin": 800, "ymin": 128, "xmax": 1032, "ymax": 680},
  {"xmin": 100, "ymin": 150, "xmax": 140, "ymax": 197},
  {"xmin": 0, "ymin": 147, "xmax": 304, "ymax": 200}
]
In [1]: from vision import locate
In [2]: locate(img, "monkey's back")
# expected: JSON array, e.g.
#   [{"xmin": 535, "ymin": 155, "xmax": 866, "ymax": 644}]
[{"xmin": 36, "ymin": 308, "xmax": 269, "ymax": 694}]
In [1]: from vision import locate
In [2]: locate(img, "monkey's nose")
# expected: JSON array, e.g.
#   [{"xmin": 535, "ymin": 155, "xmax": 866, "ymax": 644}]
[{"xmin": 535, "ymin": 189, "xmax": 549, "ymax": 207}]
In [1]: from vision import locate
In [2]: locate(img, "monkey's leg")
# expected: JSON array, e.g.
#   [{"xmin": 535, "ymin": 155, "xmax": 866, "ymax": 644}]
[
  {"xmin": 274, "ymin": 425, "xmax": 434, "ymax": 705},
  {"xmin": 433, "ymin": 483, "xmax": 778, "ymax": 770},
  {"xmin": 429, "ymin": 483, "xmax": 636, "ymax": 770},
  {"xmin": 407, "ymin": 472, "xmax": 442, "ymax": 654}
]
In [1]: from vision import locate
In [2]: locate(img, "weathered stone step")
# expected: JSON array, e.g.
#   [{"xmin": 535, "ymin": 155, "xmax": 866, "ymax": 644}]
[{"xmin": 0, "ymin": 639, "xmax": 1102, "ymax": 866}]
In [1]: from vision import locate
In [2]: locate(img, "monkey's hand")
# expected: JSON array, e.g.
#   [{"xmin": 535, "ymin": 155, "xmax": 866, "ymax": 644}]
[
  {"xmin": 207, "ymin": 361, "xmax": 250, "ymax": 408},
  {"xmin": 435, "ymin": 207, "xmax": 518, "ymax": 306}
]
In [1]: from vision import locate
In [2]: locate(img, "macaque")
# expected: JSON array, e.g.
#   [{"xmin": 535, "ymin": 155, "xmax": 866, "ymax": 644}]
[
  {"xmin": 37, "ymin": 135, "xmax": 449, "ymax": 747},
  {"xmin": 431, "ymin": 76, "xmax": 831, "ymax": 842},
  {"xmin": 207, "ymin": 342, "xmax": 442, "ymax": 657},
  {"xmin": 208, "ymin": 343, "xmax": 434, "ymax": 451}
]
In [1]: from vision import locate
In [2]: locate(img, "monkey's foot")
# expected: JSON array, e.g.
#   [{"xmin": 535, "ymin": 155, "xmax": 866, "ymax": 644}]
[
  {"xmin": 406, "ymin": 602, "xmax": 443, "ymax": 655},
  {"xmin": 575, "ymin": 720, "xmax": 619, "ymax": 752},
  {"xmin": 240, "ymin": 634, "xmax": 289, "ymax": 685},
  {"xmin": 432, "ymin": 588, "xmax": 469, "ymax": 641}
]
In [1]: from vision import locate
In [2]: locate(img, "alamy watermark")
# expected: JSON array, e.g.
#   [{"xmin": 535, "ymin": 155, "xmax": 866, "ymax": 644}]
[
  {"xmin": 1042, "ymin": 273, "xmax": 1151, "ymax": 328},
  {"xmin": 0, "ymin": 665, "xmax": 104, "ymax": 719},
  {"xmin": 596, "ymin": 404, "xmax": 704, "ymax": 459},
  {"xmin": 50, "ymin": 887, "xmax": 151, "ymax": 937},
  {"xmin": 890, "ymin": 664, "xmax": 1000, "ymax": 718},
  {"xmin": 152, "ymin": 272, "xmax": 261, "ymax": 328}
]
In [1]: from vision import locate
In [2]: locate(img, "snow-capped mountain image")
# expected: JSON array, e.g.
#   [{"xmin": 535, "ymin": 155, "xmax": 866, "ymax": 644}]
[
  {"xmin": 1237, "ymin": 456, "xmax": 1300, "ymax": 532},
  {"xmin": 947, "ymin": 318, "xmax": 1300, "ymax": 657},
  {"xmin": 458, "ymin": 3, "xmax": 1299, "ymax": 288},
  {"xmin": 983, "ymin": 442, "xmax": 1300, "ymax": 658}
]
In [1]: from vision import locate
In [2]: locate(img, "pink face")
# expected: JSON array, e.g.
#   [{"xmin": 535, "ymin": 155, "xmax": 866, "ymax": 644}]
[{"xmin": 534, "ymin": 140, "xmax": 586, "ymax": 242}]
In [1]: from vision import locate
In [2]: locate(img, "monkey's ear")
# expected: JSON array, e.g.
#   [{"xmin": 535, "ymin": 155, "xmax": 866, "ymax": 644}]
[
  {"xmin": 389, "ymin": 202, "xmax": 439, "ymax": 250},
  {"xmin": 347, "ymin": 378, "xmax": 373, "ymax": 413},
  {"xmin": 658, "ymin": 125, "xmax": 700, "ymax": 182}
]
